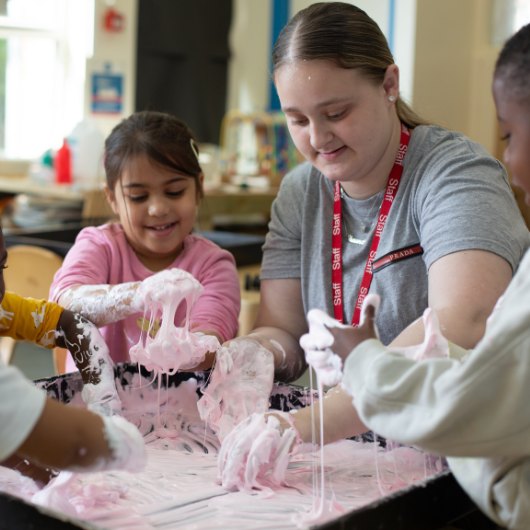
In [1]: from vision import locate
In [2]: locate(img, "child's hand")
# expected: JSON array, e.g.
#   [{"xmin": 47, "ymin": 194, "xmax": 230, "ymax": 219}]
[
  {"xmin": 57, "ymin": 311, "xmax": 122, "ymax": 416},
  {"xmin": 137, "ymin": 268, "xmax": 203, "ymax": 307},
  {"xmin": 300, "ymin": 296, "xmax": 380, "ymax": 386},
  {"xmin": 0, "ymin": 454, "xmax": 56, "ymax": 485},
  {"xmin": 327, "ymin": 304, "xmax": 378, "ymax": 362},
  {"xmin": 99, "ymin": 415, "xmax": 146, "ymax": 473}
]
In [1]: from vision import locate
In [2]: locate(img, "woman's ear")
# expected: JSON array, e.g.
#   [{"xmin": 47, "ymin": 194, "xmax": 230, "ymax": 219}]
[
  {"xmin": 104, "ymin": 183, "xmax": 120, "ymax": 216},
  {"xmin": 382, "ymin": 64, "xmax": 400, "ymax": 103}
]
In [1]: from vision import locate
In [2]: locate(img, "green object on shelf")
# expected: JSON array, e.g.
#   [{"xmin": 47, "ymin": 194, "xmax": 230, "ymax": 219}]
[{"xmin": 42, "ymin": 149, "xmax": 53, "ymax": 168}]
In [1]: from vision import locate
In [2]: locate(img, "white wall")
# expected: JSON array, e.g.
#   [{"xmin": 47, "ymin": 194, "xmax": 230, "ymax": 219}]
[
  {"xmin": 413, "ymin": 0, "xmax": 499, "ymax": 154},
  {"xmin": 392, "ymin": 0, "xmax": 417, "ymax": 104},
  {"xmin": 226, "ymin": 0, "xmax": 271, "ymax": 113},
  {"xmin": 227, "ymin": 0, "xmax": 417, "ymax": 113},
  {"xmin": 84, "ymin": 0, "xmax": 138, "ymax": 139}
]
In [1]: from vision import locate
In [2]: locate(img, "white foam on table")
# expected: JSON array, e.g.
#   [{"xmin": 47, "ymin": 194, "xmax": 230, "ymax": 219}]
[{"xmin": 1, "ymin": 374, "xmax": 441, "ymax": 529}]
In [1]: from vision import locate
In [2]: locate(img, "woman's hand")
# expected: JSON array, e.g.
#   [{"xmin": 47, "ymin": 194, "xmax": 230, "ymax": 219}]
[
  {"xmin": 248, "ymin": 278, "xmax": 309, "ymax": 382},
  {"xmin": 217, "ymin": 412, "xmax": 299, "ymax": 494},
  {"xmin": 327, "ymin": 304, "xmax": 378, "ymax": 362},
  {"xmin": 197, "ymin": 339, "xmax": 274, "ymax": 441}
]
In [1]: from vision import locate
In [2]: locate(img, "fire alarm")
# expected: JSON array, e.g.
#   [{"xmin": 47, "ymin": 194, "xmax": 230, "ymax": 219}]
[{"xmin": 104, "ymin": 7, "xmax": 125, "ymax": 32}]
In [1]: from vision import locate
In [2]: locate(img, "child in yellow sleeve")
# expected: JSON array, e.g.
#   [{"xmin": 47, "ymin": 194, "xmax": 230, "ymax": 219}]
[
  {"xmin": 0, "ymin": 228, "xmax": 146, "ymax": 476},
  {"xmin": 0, "ymin": 287, "xmax": 118, "ymax": 412},
  {"xmin": 0, "ymin": 292, "xmax": 64, "ymax": 348}
]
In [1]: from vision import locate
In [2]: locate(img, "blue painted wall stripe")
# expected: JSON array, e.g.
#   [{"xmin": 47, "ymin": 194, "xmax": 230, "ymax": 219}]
[
  {"xmin": 269, "ymin": 0, "xmax": 290, "ymax": 111},
  {"xmin": 388, "ymin": 0, "xmax": 396, "ymax": 54}
]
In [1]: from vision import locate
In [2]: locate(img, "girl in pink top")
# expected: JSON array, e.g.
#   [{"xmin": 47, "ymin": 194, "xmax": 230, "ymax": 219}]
[{"xmin": 50, "ymin": 111, "xmax": 240, "ymax": 370}]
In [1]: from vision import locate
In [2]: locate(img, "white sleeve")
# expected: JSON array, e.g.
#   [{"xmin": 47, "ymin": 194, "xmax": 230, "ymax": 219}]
[
  {"xmin": 0, "ymin": 359, "xmax": 46, "ymax": 461},
  {"xmin": 342, "ymin": 331, "xmax": 530, "ymax": 458},
  {"xmin": 342, "ymin": 252, "xmax": 530, "ymax": 529},
  {"xmin": 447, "ymin": 456, "xmax": 530, "ymax": 529}
]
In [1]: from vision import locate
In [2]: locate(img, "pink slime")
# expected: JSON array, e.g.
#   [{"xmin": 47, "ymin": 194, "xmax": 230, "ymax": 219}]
[
  {"xmin": 0, "ymin": 374, "xmax": 440, "ymax": 529},
  {"xmin": 130, "ymin": 269, "xmax": 220, "ymax": 376}
]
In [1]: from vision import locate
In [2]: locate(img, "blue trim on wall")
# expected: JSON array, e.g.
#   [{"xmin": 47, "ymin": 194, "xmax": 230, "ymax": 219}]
[
  {"xmin": 269, "ymin": 0, "xmax": 290, "ymax": 111},
  {"xmin": 388, "ymin": 0, "xmax": 396, "ymax": 54}
]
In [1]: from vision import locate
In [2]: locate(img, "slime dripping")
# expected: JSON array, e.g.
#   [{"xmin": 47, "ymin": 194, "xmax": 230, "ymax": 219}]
[
  {"xmin": 0, "ymin": 373, "xmax": 441, "ymax": 529},
  {"xmin": 130, "ymin": 269, "xmax": 220, "ymax": 376}
]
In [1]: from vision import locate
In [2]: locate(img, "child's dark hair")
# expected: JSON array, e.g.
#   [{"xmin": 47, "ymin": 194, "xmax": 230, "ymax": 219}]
[
  {"xmin": 495, "ymin": 23, "xmax": 530, "ymax": 103},
  {"xmin": 104, "ymin": 111, "xmax": 203, "ymax": 198}
]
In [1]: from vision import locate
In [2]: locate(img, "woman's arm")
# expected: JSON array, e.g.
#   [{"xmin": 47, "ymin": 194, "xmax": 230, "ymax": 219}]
[
  {"xmin": 286, "ymin": 249, "xmax": 513, "ymax": 446},
  {"xmin": 241, "ymin": 278, "xmax": 309, "ymax": 382},
  {"xmin": 390, "ymin": 249, "xmax": 512, "ymax": 349}
]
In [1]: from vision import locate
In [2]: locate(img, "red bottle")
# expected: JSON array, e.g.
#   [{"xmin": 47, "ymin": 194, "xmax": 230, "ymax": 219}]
[{"xmin": 54, "ymin": 139, "xmax": 72, "ymax": 184}]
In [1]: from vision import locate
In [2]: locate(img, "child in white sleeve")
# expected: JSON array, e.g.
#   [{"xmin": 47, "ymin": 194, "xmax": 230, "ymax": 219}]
[{"xmin": 0, "ymin": 226, "xmax": 145, "ymax": 477}]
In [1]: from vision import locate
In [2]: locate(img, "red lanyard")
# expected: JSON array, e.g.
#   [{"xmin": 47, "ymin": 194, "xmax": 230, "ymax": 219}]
[{"xmin": 332, "ymin": 123, "xmax": 411, "ymax": 326}]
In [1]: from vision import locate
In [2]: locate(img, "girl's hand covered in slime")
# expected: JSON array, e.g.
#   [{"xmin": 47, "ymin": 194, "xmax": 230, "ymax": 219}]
[{"xmin": 130, "ymin": 269, "xmax": 220, "ymax": 374}]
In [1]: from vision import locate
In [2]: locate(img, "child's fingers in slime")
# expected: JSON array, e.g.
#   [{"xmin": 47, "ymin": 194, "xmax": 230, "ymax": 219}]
[{"xmin": 326, "ymin": 305, "xmax": 378, "ymax": 361}]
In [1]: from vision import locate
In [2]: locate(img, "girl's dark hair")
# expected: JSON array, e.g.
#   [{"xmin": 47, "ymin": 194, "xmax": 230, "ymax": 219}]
[
  {"xmin": 272, "ymin": 2, "xmax": 428, "ymax": 129},
  {"xmin": 104, "ymin": 111, "xmax": 203, "ymax": 197},
  {"xmin": 495, "ymin": 23, "xmax": 530, "ymax": 103}
]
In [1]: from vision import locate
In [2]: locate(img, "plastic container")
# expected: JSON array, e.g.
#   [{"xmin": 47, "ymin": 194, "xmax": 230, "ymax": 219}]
[
  {"xmin": 29, "ymin": 149, "xmax": 54, "ymax": 185},
  {"xmin": 67, "ymin": 119, "xmax": 105, "ymax": 189}
]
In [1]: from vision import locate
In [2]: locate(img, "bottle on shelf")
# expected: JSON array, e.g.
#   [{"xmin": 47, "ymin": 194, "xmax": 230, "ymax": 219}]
[{"xmin": 54, "ymin": 139, "xmax": 72, "ymax": 185}]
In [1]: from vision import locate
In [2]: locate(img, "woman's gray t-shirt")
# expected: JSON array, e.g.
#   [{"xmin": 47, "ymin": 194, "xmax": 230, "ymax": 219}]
[{"xmin": 261, "ymin": 125, "xmax": 530, "ymax": 346}]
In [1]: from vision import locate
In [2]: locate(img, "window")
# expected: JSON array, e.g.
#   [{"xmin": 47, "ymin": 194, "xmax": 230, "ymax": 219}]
[
  {"xmin": 0, "ymin": 0, "xmax": 93, "ymax": 159},
  {"xmin": 515, "ymin": 0, "xmax": 530, "ymax": 31}
]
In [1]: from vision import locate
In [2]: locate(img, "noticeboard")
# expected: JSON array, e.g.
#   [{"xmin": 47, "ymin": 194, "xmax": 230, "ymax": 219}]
[{"xmin": 91, "ymin": 62, "xmax": 123, "ymax": 114}]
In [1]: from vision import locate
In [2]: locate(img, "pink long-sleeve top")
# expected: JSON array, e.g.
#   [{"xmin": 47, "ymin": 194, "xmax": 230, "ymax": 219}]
[{"xmin": 50, "ymin": 223, "xmax": 240, "ymax": 365}]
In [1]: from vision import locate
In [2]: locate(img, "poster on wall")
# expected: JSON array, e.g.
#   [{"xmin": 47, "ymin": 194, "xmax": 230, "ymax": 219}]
[{"xmin": 91, "ymin": 62, "xmax": 124, "ymax": 114}]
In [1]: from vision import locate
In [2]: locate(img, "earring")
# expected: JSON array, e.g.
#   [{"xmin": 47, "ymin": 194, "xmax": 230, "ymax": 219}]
[{"xmin": 388, "ymin": 95, "xmax": 395, "ymax": 102}]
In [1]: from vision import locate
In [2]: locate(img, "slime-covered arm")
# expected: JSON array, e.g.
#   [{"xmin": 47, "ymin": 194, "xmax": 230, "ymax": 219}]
[
  {"xmin": 55, "ymin": 310, "xmax": 121, "ymax": 415},
  {"xmin": 14, "ymin": 397, "xmax": 145, "ymax": 473},
  {"xmin": 57, "ymin": 282, "xmax": 142, "ymax": 328},
  {"xmin": 230, "ymin": 278, "xmax": 308, "ymax": 382},
  {"xmin": 57, "ymin": 267, "xmax": 215, "ymax": 330}
]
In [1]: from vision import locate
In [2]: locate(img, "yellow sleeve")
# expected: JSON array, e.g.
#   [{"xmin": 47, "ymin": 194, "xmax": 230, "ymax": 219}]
[{"xmin": 0, "ymin": 291, "xmax": 64, "ymax": 349}]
